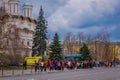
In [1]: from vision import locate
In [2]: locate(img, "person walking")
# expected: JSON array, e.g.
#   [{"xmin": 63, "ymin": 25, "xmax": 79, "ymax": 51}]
[
  {"xmin": 57, "ymin": 60, "xmax": 61, "ymax": 70},
  {"xmin": 40, "ymin": 61, "xmax": 44, "ymax": 72},
  {"xmin": 43, "ymin": 61, "xmax": 47, "ymax": 72},
  {"xmin": 49, "ymin": 60, "xmax": 53, "ymax": 71},
  {"xmin": 70, "ymin": 60, "xmax": 73, "ymax": 70},
  {"xmin": 76, "ymin": 61, "xmax": 80, "ymax": 69},
  {"xmin": 61, "ymin": 61, "xmax": 65, "ymax": 70},
  {"xmin": 34, "ymin": 61, "xmax": 38, "ymax": 72},
  {"xmin": 23, "ymin": 60, "xmax": 27, "ymax": 70}
]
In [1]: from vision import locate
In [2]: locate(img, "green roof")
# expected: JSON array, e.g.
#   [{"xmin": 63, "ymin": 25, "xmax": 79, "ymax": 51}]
[{"xmin": 64, "ymin": 54, "xmax": 82, "ymax": 58}]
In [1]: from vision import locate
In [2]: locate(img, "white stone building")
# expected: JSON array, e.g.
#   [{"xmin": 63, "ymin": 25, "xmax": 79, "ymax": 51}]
[{"xmin": 0, "ymin": 0, "xmax": 36, "ymax": 56}]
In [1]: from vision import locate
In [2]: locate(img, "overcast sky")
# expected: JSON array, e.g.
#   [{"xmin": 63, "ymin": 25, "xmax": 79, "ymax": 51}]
[{"xmin": 1, "ymin": 0, "xmax": 120, "ymax": 41}]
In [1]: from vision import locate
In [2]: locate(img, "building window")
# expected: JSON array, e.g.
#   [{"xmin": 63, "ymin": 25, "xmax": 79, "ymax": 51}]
[
  {"xmin": 14, "ymin": 4, "xmax": 15, "ymax": 13},
  {"xmin": 27, "ymin": 41, "xmax": 30, "ymax": 46},
  {"xmin": 27, "ymin": 8, "xmax": 29, "ymax": 17},
  {"xmin": 10, "ymin": 4, "xmax": 11, "ymax": 13},
  {"xmin": 22, "ymin": 39, "xmax": 25, "ymax": 45},
  {"xmin": 118, "ymin": 49, "xmax": 120, "ymax": 54},
  {"xmin": 116, "ymin": 48, "xmax": 120, "ymax": 54}
]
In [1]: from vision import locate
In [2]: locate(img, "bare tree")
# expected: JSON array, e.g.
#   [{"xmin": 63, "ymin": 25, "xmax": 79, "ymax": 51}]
[
  {"xmin": 77, "ymin": 32, "xmax": 84, "ymax": 46},
  {"xmin": 86, "ymin": 34, "xmax": 92, "ymax": 45},
  {"xmin": 0, "ymin": 24, "xmax": 24, "ymax": 64},
  {"xmin": 63, "ymin": 32, "xmax": 72, "ymax": 54},
  {"xmin": 0, "ymin": 6, "xmax": 8, "ymax": 50},
  {"xmin": 71, "ymin": 33, "xmax": 77, "ymax": 53},
  {"xmin": 0, "ymin": 6, "xmax": 6, "ymax": 49},
  {"xmin": 0, "ymin": 7, "xmax": 24, "ymax": 64},
  {"xmin": 0, "ymin": 6, "xmax": 6, "ymax": 17},
  {"xmin": 93, "ymin": 29, "xmax": 110, "ymax": 62},
  {"xmin": 63, "ymin": 32, "xmax": 85, "ymax": 55}
]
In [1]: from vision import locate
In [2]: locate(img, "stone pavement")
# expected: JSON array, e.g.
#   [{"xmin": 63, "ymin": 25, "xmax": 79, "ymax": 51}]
[
  {"xmin": 0, "ymin": 68, "xmax": 68, "ymax": 77},
  {"xmin": 0, "ymin": 65, "xmax": 120, "ymax": 77}
]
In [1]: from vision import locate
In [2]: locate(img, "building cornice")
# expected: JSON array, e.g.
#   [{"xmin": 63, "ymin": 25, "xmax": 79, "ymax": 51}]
[{"xmin": 0, "ymin": 14, "xmax": 37, "ymax": 24}]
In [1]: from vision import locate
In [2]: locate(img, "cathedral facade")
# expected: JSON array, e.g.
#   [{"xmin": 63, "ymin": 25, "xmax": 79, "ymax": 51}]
[{"xmin": 0, "ymin": 0, "xmax": 36, "ymax": 56}]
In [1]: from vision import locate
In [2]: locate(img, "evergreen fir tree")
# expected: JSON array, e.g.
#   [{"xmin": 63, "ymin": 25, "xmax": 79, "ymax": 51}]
[
  {"xmin": 80, "ymin": 43, "xmax": 92, "ymax": 60},
  {"xmin": 32, "ymin": 6, "xmax": 47, "ymax": 56},
  {"xmin": 49, "ymin": 33, "xmax": 63, "ymax": 60}
]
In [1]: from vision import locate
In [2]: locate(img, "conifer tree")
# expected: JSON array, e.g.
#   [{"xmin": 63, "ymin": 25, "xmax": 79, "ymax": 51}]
[
  {"xmin": 32, "ymin": 6, "xmax": 47, "ymax": 56},
  {"xmin": 80, "ymin": 43, "xmax": 92, "ymax": 60},
  {"xmin": 49, "ymin": 33, "xmax": 63, "ymax": 60}
]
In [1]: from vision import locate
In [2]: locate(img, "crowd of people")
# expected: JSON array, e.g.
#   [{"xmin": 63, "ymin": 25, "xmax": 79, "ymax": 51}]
[
  {"xmin": 34, "ymin": 60, "xmax": 65, "ymax": 72},
  {"xmin": 31, "ymin": 59, "xmax": 115, "ymax": 72}
]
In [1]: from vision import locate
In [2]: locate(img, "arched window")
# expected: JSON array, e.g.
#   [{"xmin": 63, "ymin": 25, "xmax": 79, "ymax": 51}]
[{"xmin": 27, "ymin": 39, "xmax": 30, "ymax": 46}]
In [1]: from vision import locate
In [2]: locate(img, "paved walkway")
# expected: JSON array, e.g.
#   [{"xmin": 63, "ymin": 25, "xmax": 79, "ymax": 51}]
[
  {"xmin": 0, "ymin": 65, "xmax": 120, "ymax": 77},
  {"xmin": 0, "ymin": 68, "xmax": 69, "ymax": 77}
]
